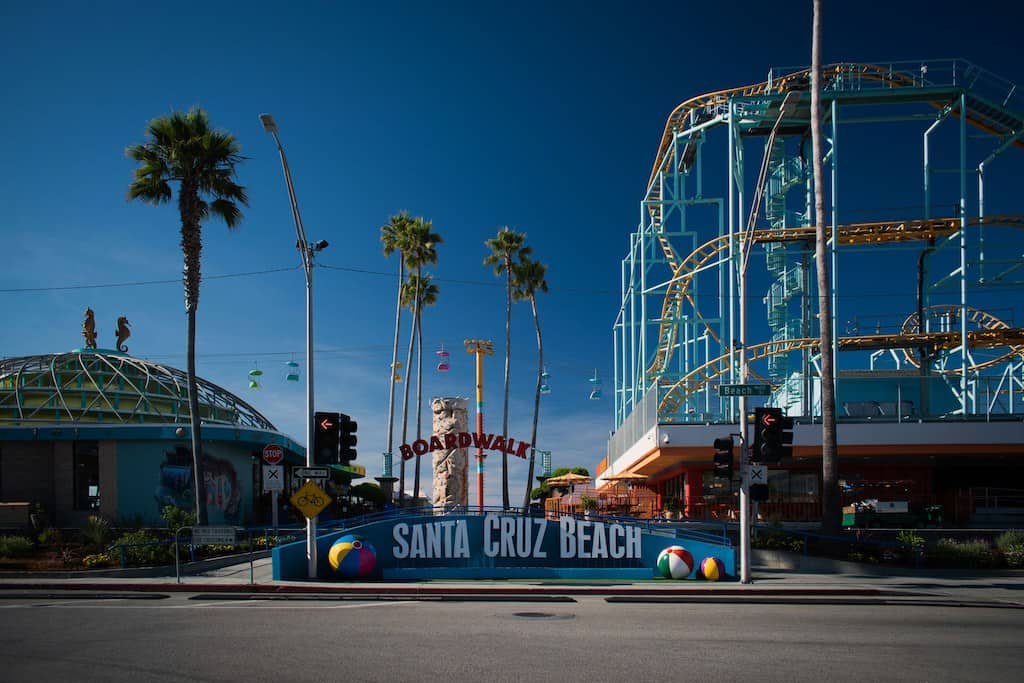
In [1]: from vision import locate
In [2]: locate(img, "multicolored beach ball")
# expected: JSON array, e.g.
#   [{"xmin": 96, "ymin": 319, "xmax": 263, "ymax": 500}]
[
  {"xmin": 328, "ymin": 534, "xmax": 377, "ymax": 578},
  {"xmin": 656, "ymin": 545, "xmax": 694, "ymax": 579},
  {"xmin": 699, "ymin": 556, "xmax": 725, "ymax": 581}
]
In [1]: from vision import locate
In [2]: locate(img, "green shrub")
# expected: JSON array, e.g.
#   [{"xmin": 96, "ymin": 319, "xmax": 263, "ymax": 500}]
[
  {"xmin": 896, "ymin": 530, "xmax": 925, "ymax": 554},
  {"xmin": 38, "ymin": 527, "xmax": 63, "ymax": 547},
  {"xmin": 753, "ymin": 531, "xmax": 804, "ymax": 552},
  {"xmin": 161, "ymin": 505, "xmax": 196, "ymax": 533},
  {"xmin": 0, "ymin": 535, "xmax": 35, "ymax": 559},
  {"xmin": 109, "ymin": 529, "xmax": 173, "ymax": 566},
  {"xmin": 1002, "ymin": 545, "xmax": 1024, "ymax": 569},
  {"xmin": 994, "ymin": 530, "xmax": 1024, "ymax": 551},
  {"xmin": 81, "ymin": 515, "xmax": 112, "ymax": 549},
  {"xmin": 931, "ymin": 538, "xmax": 995, "ymax": 567}
]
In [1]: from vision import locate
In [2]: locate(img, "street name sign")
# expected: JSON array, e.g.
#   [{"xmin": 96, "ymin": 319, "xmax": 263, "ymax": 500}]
[{"xmin": 719, "ymin": 384, "xmax": 772, "ymax": 397}]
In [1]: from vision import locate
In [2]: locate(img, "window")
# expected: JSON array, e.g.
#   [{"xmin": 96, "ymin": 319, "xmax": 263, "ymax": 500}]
[{"xmin": 74, "ymin": 441, "xmax": 100, "ymax": 510}]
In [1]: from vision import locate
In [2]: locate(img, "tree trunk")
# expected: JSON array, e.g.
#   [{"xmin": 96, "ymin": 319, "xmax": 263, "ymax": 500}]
[
  {"xmin": 523, "ymin": 293, "xmax": 543, "ymax": 511},
  {"xmin": 811, "ymin": 0, "xmax": 841, "ymax": 535},
  {"xmin": 399, "ymin": 274, "xmax": 421, "ymax": 506},
  {"xmin": 180, "ymin": 183, "xmax": 207, "ymax": 525},
  {"xmin": 413, "ymin": 295, "xmax": 424, "ymax": 503},
  {"xmin": 501, "ymin": 258, "xmax": 512, "ymax": 509},
  {"xmin": 385, "ymin": 257, "xmax": 405, "ymax": 502}
]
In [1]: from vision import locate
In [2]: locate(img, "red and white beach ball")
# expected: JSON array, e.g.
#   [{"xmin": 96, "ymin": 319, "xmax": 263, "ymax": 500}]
[
  {"xmin": 328, "ymin": 534, "xmax": 377, "ymax": 578},
  {"xmin": 699, "ymin": 556, "xmax": 725, "ymax": 581},
  {"xmin": 656, "ymin": 545, "xmax": 694, "ymax": 579}
]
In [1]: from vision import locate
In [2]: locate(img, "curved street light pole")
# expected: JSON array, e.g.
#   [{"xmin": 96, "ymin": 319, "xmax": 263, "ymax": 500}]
[{"xmin": 259, "ymin": 113, "xmax": 326, "ymax": 579}]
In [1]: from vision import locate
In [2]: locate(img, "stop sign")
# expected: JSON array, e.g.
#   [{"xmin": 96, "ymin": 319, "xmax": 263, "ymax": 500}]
[{"xmin": 262, "ymin": 444, "xmax": 284, "ymax": 465}]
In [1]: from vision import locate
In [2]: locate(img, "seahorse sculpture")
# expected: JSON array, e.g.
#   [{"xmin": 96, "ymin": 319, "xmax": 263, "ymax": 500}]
[
  {"xmin": 115, "ymin": 316, "xmax": 131, "ymax": 353},
  {"xmin": 82, "ymin": 308, "xmax": 97, "ymax": 349}
]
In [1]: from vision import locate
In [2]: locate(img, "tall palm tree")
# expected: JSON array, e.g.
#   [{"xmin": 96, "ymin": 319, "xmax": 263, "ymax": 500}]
[
  {"xmin": 381, "ymin": 211, "xmax": 415, "ymax": 503},
  {"xmin": 126, "ymin": 108, "xmax": 247, "ymax": 525},
  {"xmin": 811, "ymin": 0, "xmax": 841, "ymax": 534},
  {"xmin": 398, "ymin": 217, "xmax": 442, "ymax": 504},
  {"xmin": 513, "ymin": 257, "xmax": 548, "ymax": 510},
  {"xmin": 402, "ymin": 273, "xmax": 439, "ymax": 503},
  {"xmin": 484, "ymin": 227, "xmax": 530, "ymax": 509}
]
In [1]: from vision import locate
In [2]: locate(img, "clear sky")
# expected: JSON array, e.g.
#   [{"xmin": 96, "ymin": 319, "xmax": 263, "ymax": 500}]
[{"xmin": 3, "ymin": 1, "xmax": 1023, "ymax": 506}]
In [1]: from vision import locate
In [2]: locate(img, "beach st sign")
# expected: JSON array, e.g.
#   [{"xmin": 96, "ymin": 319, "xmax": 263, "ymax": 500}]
[{"xmin": 399, "ymin": 431, "xmax": 531, "ymax": 461}]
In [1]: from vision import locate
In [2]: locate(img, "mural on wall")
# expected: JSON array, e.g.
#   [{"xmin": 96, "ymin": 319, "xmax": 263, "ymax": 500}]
[{"xmin": 154, "ymin": 447, "xmax": 242, "ymax": 523}]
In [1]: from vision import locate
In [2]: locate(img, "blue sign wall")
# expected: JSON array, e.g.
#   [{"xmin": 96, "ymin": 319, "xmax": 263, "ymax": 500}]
[{"xmin": 273, "ymin": 513, "xmax": 736, "ymax": 581}]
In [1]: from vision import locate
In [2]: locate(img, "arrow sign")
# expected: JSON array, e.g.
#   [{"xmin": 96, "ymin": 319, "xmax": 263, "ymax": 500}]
[
  {"xmin": 318, "ymin": 416, "xmax": 336, "ymax": 431},
  {"xmin": 294, "ymin": 466, "xmax": 329, "ymax": 480}
]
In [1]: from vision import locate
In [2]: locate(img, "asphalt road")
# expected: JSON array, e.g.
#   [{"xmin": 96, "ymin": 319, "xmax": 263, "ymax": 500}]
[{"xmin": 1, "ymin": 594, "xmax": 1022, "ymax": 682}]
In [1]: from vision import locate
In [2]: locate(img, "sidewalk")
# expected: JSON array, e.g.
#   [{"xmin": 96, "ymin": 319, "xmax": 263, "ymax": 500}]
[{"xmin": 2, "ymin": 555, "xmax": 1023, "ymax": 607}]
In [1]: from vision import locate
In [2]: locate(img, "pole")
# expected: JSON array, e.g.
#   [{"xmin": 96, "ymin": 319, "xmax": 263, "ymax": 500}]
[
  {"xmin": 260, "ymin": 113, "xmax": 322, "ymax": 579},
  {"xmin": 465, "ymin": 339, "xmax": 494, "ymax": 512}
]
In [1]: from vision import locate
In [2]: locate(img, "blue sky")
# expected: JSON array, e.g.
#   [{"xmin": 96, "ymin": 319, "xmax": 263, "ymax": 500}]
[{"xmin": 3, "ymin": 1, "xmax": 1023, "ymax": 505}]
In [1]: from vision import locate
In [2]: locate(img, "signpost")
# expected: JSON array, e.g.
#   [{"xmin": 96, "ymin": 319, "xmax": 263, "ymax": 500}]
[
  {"xmin": 262, "ymin": 445, "xmax": 285, "ymax": 530},
  {"xmin": 175, "ymin": 526, "xmax": 254, "ymax": 585},
  {"xmin": 719, "ymin": 383, "xmax": 772, "ymax": 397}
]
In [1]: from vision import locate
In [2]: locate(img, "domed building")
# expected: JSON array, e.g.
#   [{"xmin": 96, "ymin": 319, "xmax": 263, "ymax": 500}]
[{"xmin": 0, "ymin": 348, "xmax": 303, "ymax": 529}]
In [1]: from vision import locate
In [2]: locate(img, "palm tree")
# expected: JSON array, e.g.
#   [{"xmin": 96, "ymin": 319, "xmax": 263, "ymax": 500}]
[
  {"xmin": 381, "ymin": 211, "xmax": 416, "ymax": 502},
  {"xmin": 811, "ymin": 0, "xmax": 841, "ymax": 534},
  {"xmin": 401, "ymin": 273, "xmax": 439, "ymax": 503},
  {"xmin": 513, "ymin": 257, "xmax": 548, "ymax": 511},
  {"xmin": 398, "ymin": 217, "xmax": 442, "ymax": 504},
  {"xmin": 484, "ymin": 227, "xmax": 531, "ymax": 509},
  {"xmin": 126, "ymin": 108, "xmax": 247, "ymax": 525}
]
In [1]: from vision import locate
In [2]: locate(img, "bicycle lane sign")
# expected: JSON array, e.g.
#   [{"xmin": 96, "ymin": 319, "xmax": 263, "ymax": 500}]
[{"xmin": 290, "ymin": 479, "xmax": 331, "ymax": 519}]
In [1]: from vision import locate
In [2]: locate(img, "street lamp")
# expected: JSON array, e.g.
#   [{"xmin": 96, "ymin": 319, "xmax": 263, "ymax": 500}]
[
  {"xmin": 737, "ymin": 90, "xmax": 801, "ymax": 583},
  {"xmin": 260, "ymin": 113, "xmax": 328, "ymax": 579}
]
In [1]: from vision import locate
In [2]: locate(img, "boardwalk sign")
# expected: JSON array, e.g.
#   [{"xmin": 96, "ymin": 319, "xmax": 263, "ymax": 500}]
[{"xmin": 399, "ymin": 432, "xmax": 531, "ymax": 461}]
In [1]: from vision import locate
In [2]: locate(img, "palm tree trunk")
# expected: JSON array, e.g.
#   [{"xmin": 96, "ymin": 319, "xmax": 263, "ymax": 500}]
[
  {"xmin": 180, "ymin": 185, "xmax": 207, "ymax": 525},
  {"xmin": 186, "ymin": 306, "xmax": 207, "ymax": 525},
  {"xmin": 399, "ymin": 275, "xmax": 421, "ymax": 506},
  {"xmin": 413, "ymin": 291, "xmax": 424, "ymax": 503},
  {"xmin": 523, "ymin": 293, "xmax": 543, "ymax": 511},
  {"xmin": 812, "ymin": 0, "xmax": 841, "ymax": 534},
  {"xmin": 385, "ymin": 258, "xmax": 405, "ymax": 502},
  {"xmin": 501, "ymin": 259, "xmax": 512, "ymax": 509}
]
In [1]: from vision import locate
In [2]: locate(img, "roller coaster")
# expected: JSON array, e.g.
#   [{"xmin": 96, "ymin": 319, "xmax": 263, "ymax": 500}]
[{"xmin": 612, "ymin": 60, "xmax": 1024, "ymax": 442}]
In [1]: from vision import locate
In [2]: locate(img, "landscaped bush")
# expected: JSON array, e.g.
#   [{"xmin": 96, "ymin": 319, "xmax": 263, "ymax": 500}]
[
  {"xmin": 109, "ymin": 529, "xmax": 174, "ymax": 566},
  {"xmin": 994, "ymin": 531, "xmax": 1024, "ymax": 568},
  {"xmin": 0, "ymin": 535, "xmax": 35, "ymax": 559},
  {"xmin": 930, "ymin": 538, "xmax": 995, "ymax": 567},
  {"xmin": 161, "ymin": 505, "xmax": 196, "ymax": 533},
  {"xmin": 38, "ymin": 527, "xmax": 63, "ymax": 547},
  {"xmin": 81, "ymin": 515, "xmax": 112, "ymax": 549},
  {"xmin": 753, "ymin": 531, "xmax": 805, "ymax": 552},
  {"xmin": 82, "ymin": 552, "xmax": 114, "ymax": 568}
]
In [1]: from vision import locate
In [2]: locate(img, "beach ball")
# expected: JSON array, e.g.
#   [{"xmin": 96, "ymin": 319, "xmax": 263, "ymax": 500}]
[
  {"xmin": 699, "ymin": 556, "xmax": 725, "ymax": 581},
  {"xmin": 656, "ymin": 545, "xmax": 694, "ymax": 579},
  {"xmin": 328, "ymin": 534, "xmax": 377, "ymax": 578}
]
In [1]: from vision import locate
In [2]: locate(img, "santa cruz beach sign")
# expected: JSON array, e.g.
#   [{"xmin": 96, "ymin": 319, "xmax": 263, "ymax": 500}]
[{"xmin": 273, "ymin": 513, "xmax": 737, "ymax": 581}]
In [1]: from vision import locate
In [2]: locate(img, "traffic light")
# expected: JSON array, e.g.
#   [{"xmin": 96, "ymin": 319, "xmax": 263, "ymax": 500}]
[
  {"xmin": 339, "ymin": 413, "xmax": 358, "ymax": 463},
  {"xmin": 713, "ymin": 436, "xmax": 734, "ymax": 479},
  {"xmin": 753, "ymin": 407, "xmax": 793, "ymax": 463},
  {"xmin": 750, "ymin": 483, "xmax": 769, "ymax": 502},
  {"xmin": 313, "ymin": 411, "xmax": 340, "ymax": 464}
]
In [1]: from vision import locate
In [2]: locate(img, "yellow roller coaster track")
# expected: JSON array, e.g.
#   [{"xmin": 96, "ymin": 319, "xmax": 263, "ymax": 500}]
[
  {"xmin": 647, "ymin": 215, "xmax": 1024, "ymax": 382},
  {"xmin": 659, "ymin": 327, "xmax": 1024, "ymax": 418},
  {"xmin": 900, "ymin": 304, "xmax": 1024, "ymax": 373}
]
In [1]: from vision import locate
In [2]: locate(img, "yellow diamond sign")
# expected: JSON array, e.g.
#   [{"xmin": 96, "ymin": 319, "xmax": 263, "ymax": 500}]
[{"xmin": 290, "ymin": 480, "xmax": 331, "ymax": 519}]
